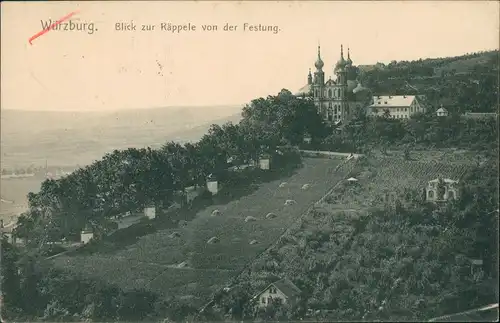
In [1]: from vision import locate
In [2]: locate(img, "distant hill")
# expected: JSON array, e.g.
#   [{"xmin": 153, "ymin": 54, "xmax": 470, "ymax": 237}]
[
  {"xmin": 1, "ymin": 105, "xmax": 243, "ymax": 169},
  {"xmin": 359, "ymin": 50, "xmax": 499, "ymax": 113}
]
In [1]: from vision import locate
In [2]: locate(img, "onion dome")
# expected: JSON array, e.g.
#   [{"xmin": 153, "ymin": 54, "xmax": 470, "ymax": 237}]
[
  {"xmin": 334, "ymin": 44, "xmax": 347, "ymax": 72},
  {"xmin": 315, "ymin": 46, "xmax": 324, "ymax": 70},
  {"xmin": 346, "ymin": 48, "xmax": 353, "ymax": 66}
]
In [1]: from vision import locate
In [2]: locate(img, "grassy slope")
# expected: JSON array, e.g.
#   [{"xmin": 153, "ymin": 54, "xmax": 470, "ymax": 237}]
[
  {"xmin": 51, "ymin": 157, "xmax": 356, "ymax": 306},
  {"xmin": 236, "ymin": 151, "xmax": 480, "ymax": 319}
]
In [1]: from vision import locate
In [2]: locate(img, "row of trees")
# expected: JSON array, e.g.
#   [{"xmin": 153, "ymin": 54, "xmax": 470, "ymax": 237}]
[
  {"xmin": 1, "ymin": 90, "xmax": 329, "ymax": 322},
  {"xmin": 319, "ymin": 109, "xmax": 498, "ymax": 153}
]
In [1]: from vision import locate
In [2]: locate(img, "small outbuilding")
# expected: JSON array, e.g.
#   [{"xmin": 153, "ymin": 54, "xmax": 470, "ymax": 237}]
[
  {"xmin": 252, "ymin": 278, "xmax": 301, "ymax": 308},
  {"xmin": 436, "ymin": 106, "xmax": 448, "ymax": 117}
]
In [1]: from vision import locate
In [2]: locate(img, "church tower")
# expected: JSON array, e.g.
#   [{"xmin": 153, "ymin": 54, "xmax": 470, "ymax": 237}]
[
  {"xmin": 334, "ymin": 44, "xmax": 349, "ymax": 119},
  {"xmin": 313, "ymin": 45, "xmax": 325, "ymax": 85},
  {"xmin": 312, "ymin": 45, "xmax": 325, "ymax": 115},
  {"xmin": 307, "ymin": 68, "xmax": 312, "ymax": 85},
  {"xmin": 335, "ymin": 44, "xmax": 348, "ymax": 86}
]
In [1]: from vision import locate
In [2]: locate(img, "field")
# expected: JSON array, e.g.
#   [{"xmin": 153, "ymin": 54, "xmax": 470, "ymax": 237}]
[{"xmin": 51, "ymin": 157, "xmax": 356, "ymax": 306}]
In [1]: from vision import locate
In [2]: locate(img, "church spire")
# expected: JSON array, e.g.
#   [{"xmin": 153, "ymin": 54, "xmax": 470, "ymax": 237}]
[
  {"xmin": 307, "ymin": 68, "xmax": 312, "ymax": 85},
  {"xmin": 346, "ymin": 47, "xmax": 353, "ymax": 66},
  {"xmin": 315, "ymin": 45, "xmax": 324, "ymax": 70}
]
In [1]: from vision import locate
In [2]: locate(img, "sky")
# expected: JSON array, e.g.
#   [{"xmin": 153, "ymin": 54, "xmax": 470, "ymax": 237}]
[{"xmin": 1, "ymin": 1, "xmax": 499, "ymax": 111}]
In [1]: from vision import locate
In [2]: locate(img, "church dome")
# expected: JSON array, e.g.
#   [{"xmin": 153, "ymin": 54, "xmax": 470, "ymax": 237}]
[
  {"xmin": 346, "ymin": 48, "xmax": 353, "ymax": 66},
  {"xmin": 315, "ymin": 57, "xmax": 324, "ymax": 69},
  {"xmin": 315, "ymin": 45, "xmax": 324, "ymax": 70},
  {"xmin": 334, "ymin": 58, "xmax": 346, "ymax": 72}
]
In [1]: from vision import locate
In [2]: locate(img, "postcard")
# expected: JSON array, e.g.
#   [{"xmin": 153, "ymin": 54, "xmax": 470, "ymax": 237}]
[{"xmin": 1, "ymin": 1, "xmax": 499, "ymax": 322}]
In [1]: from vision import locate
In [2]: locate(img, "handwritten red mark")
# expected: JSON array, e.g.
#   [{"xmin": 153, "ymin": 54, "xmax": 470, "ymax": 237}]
[{"xmin": 28, "ymin": 11, "xmax": 79, "ymax": 45}]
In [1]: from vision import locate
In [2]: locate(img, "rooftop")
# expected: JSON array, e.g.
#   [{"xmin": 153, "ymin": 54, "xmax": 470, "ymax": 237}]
[
  {"xmin": 369, "ymin": 95, "xmax": 416, "ymax": 108},
  {"xmin": 428, "ymin": 178, "xmax": 459, "ymax": 184},
  {"xmin": 254, "ymin": 278, "xmax": 301, "ymax": 299},
  {"xmin": 272, "ymin": 278, "xmax": 301, "ymax": 298},
  {"xmin": 294, "ymin": 84, "xmax": 312, "ymax": 96}
]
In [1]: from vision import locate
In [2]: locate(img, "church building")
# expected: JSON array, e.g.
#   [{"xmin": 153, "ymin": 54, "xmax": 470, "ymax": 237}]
[{"xmin": 295, "ymin": 45, "xmax": 372, "ymax": 123}]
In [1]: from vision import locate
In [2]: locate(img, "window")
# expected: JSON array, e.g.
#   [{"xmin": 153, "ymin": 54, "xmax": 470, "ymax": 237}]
[
  {"xmin": 314, "ymin": 90, "xmax": 318, "ymax": 97},
  {"xmin": 405, "ymin": 108, "xmax": 408, "ymax": 112},
  {"xmin": 270, "ymin": 287, "xmax": 277, "ymax": 294},
  {"xmin": 262, "ymin": 297, "xmax": 266, "ymax": 304},
  {"xmin": 448, "ymin": 191, "xmax": 455, "ymax": 200},
  {"xmin": 428, "ymin": 191, "xmax": 434, "ymax": 199},
  {"xmin": 328, "ymin": 89, "xmax": 332, "ymax": 98},
  {"xmin": 411, "ymin": 107, "xmax": 414, "ymax": 112}
]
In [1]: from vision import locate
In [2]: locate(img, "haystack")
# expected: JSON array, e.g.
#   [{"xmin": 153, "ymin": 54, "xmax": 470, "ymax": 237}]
[
  {"xmin": 177, "ymin": 261, "xmax": 190, "ymax": 268},
  {"xmin": 249, "ymin": 240, "xmax": 259, "ymax": 245},
  {"xmin": 285, "ymin": 199, "xmax": 296, "ymax": 205},
  {"xmin": 245, "ymin": 216, "xmax": 257, "ymax": 222},
  {"xmin": 211, "ymin": 210, "xmax": 221, "ymax": 217},
  {"xmin": 169, "ymin": 231, "xmax": 181, "ymax": 238},
  {"xmin": 266, "ymin": 212, "xmax": 277, "ymax": 219},
  {"xmin": 207, "ymin": 236, "xmax": 220, "ymax": 244}
]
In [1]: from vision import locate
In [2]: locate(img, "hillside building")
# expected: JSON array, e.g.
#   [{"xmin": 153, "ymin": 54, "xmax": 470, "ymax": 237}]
[
  {"xmin": 295, "ymin": 45, "xmax": 426, "ymax": 123},
  {"xmin": 295, "ymin": 45, "xmax": 372, "ymax": 123},
  {"xmin": 437, "ymin": 106, "xmax": 449, "ymax": 117},
  {"xmin": 367, "ymin": 95, "xmax": 426, "ymax": 119},
  {"xmin": 426, "ymin": 178, "xmax": 460, "ymax": 202},
  {"xmin": 252, "ymin": 278, "xmax": 301, "ymax": 308}
]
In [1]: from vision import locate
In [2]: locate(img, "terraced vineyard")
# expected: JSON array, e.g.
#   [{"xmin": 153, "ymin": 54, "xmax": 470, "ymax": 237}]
[
  {"xmin": 326, "ymin": 157, "xmax": 471, "ymax": 208},
  {"xmin": 52, "ymin": 157, "xmax": 356, "ymax": 306}
]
